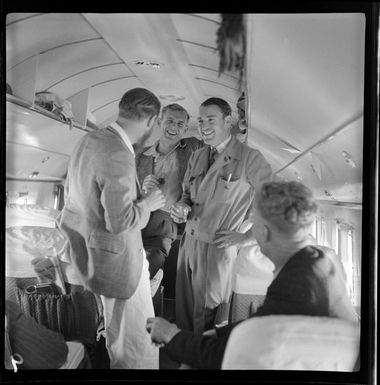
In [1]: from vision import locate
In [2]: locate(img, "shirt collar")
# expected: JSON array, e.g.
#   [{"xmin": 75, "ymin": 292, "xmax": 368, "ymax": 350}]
[
  {"xmin": 214, "ymin": 135, "xmax": 232, "ymax": 154},
  {"xmin": 109, "ymin": 122, "xmax": 135, "ymax": 156},
  {"xmin": 144, "ymin": 139, "xmax": 182, "ymax": 158}
]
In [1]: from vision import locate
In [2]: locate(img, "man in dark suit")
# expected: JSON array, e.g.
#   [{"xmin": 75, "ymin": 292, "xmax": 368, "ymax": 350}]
[
  {"xmin": 136, "ymin": 103, "xmax": 203, "ymax": 280},
  {"xmin": 59, "ymin": 88, "xmax": 166, "ymax": 369},
  {"xmin": 146, "ymin": 181, "xmax": 358, "ymax": 369}
]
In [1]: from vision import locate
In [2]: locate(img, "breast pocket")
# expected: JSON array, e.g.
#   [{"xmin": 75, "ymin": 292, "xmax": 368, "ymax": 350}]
[{"xmin": 213, "ymin": 176, "xmax": 242, "ymax": 202}]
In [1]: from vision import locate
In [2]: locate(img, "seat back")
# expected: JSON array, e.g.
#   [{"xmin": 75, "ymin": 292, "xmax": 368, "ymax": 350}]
[{"xmin": 222, "ymin": 315, "xmax": 360, "ymax": 371}]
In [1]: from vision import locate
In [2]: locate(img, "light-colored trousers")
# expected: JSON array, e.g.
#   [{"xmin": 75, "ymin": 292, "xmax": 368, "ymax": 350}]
[
  {"xmin": 99, "ymin": 256, "xmax": 159, "ymax": 369},
  {"xmin": 175, "ymin": 232, "xmax": 237, "ymax": 333}
]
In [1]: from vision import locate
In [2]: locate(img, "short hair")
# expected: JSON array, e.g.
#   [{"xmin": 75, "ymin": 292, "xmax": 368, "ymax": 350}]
[
  {"xmin": 200, "ymin": 97, "xmax": 232, "ymax": 118},
  {"xmin": 161, "ymin": 103, "xmax": 190, "ymax": 121},
  {"xmin": 118, "ymin": 88, "xmax": 161, "ymax": 121},
  {"xmin": 256, "ymin": 181, "xmax": 318, "ymax": 234}
]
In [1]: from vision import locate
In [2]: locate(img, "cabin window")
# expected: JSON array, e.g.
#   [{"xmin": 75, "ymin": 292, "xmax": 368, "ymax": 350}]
[
  {"xmin": 311, "ymin": 217, "xmax": 317, "ymax": 240},
  {"xmin": 334, "ymin": 218, "xmax": 360, "ymax": 307},
  {"xmin": 54, "ymin": 184, "xmax": 65, "ymax": 210},
  {"xmin": 315, "ymin": 216, "xmax": 327, "ymax": 246},
  {"xmin": 334, "ymin": 225, "xmax": 340, "ymax": 255}
]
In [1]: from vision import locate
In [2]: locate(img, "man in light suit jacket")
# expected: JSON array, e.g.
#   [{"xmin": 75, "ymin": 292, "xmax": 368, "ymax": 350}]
[{"xmin": 58, "ymin": 88, "xmax": 166, "ymax": 369}]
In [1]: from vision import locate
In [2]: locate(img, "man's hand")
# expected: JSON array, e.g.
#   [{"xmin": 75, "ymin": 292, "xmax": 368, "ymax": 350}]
[
  {"xmin": 142, "ymin": 174, "xmax": 161, "ymax": 195},
  {"xmin": 146, "ymin": 317, "xmax": 181, "ymax": 346},
  {"xmin": 170, "ymin": 202, "xmax": 191, "ymax": 224},
  {"xmin": 214, "ymin": 229, "xmax": 257, "ymax": 249},
  {"xmin": 144, "ymin": 189, "xmax": 166, "ymax": 212}
]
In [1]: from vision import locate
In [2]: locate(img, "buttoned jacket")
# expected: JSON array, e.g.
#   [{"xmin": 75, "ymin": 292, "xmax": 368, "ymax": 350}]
[{"xmin": 180, "ymin": 136, "xmax": 273, "ymax": 243}]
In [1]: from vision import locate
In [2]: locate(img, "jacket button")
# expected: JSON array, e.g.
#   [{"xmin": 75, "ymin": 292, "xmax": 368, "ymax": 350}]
[{"xmin": 140, "ymin": 248, "xmax": 144, "ymax": 253}]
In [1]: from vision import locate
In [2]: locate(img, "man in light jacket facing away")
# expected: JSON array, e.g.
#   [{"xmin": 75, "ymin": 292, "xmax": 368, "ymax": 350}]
[
  {"xmin": 170, "ymin": 97, "xmax": 273, "ymax": 333},
  {"xmin": 58, "ymin": 88, "xmax": 166, "ymax": 369}
]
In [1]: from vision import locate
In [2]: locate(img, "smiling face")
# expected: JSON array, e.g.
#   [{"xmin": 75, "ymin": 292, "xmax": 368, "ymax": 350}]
[
  {"xmin": 159, "ymin": 108, "xmax": 188, "ymax": 145},
  {"xmin": 197, "ymin": 104, "xmax": 231, "ymax": 146}
]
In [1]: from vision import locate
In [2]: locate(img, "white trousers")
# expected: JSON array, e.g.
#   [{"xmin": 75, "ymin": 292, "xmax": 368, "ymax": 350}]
[{"xmin": 99, "ymin": 256, "xmax": 159, "ymax": 369}]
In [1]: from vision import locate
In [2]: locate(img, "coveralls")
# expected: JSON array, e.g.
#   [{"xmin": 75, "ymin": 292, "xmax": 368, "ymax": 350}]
[{"xmin": 175, "ymin": 136, "xmax": 272, "ymax": 332}]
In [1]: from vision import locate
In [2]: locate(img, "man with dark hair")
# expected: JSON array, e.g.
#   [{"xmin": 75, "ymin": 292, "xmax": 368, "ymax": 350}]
[
  {"xmin": 170, "ymin": 97, "xmax": 272, "ymax": 333},
  {"xmin": 58, "ymin": 88, "xmax": 166, "ymax": 368},
  {"xmin": 230, "ymin": 91, "xmax": 248, "ymax": 143},
  {"xmin": 147, "ymin": 181, "xmax": 359, "ymax": 369},
  {"xmin": 136, "ymin": 103, "xmax": 203, "ymax": 280}
]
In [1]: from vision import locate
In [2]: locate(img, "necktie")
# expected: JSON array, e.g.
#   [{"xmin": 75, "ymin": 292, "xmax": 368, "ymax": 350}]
[{"xmin": 208, "ymin": 147, "xmax": 218, "ymax": 169}]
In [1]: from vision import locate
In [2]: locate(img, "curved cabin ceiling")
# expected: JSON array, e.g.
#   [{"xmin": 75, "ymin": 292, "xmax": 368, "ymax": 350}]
[{"xmin": 6, "ymin": 13, "xmax": 364, "ymax": 204}]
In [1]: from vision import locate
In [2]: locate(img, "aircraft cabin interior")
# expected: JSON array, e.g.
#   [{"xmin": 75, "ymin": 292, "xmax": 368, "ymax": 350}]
[{"xmin": 2, "ymin": 7, "xmax": 378, "ymax": 383}]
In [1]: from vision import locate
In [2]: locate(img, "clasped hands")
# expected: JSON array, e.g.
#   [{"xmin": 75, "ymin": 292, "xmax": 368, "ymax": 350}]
[{"xmin": 146, "ymin": 317, "xmax": 181, "ymax": 348}]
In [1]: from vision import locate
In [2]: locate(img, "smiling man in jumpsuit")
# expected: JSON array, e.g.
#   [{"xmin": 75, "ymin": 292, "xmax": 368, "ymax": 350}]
[{"xmin": 170, "ymin": 97, "xmax": 273, "ymax": 332}]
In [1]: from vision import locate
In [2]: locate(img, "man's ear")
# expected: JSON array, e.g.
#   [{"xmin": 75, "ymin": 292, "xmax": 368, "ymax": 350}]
[
  {"xmin": 263, "ymin": 224, "xmax": 271, "ymax": 243},
  {"xmin": 224, "ymin": 115, "xmax": 233, "ymax": 130},
  {"xmin": 147, "ymin": 114, "xmax": 158, "ymax": 128}
]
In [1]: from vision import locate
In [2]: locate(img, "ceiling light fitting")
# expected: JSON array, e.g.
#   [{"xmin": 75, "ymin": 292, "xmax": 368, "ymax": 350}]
[{"xmin": 134, "ymin": 60, "xmax": 162, "ymax": 69}]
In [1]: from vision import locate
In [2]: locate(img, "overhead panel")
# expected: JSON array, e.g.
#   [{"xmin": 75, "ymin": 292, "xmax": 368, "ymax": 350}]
[
  {"xmin": 6, "ymin": 142, "xmax": 69, "ymax": 180},
  {"xmin": 6, "ymin": 13, "xmax": 98, "ymax": 70},
  {"xmin": 247, "ymin": 128, "xmax": 300, "ymax": 169},
  {"xmin": 172, "ymin": 13, "xmax": 241, "ymax": 107},
  {"xmin": 247, "ymin": 13, "xmax": 365, "ymax": 151},
  {"xmin": 48, "ymin": 63, "xmax": 132, "ymax": 100},
  {"xmin": 274, "ymin": 117, "xmax": 363, "ymax": 203},
  {"xmin": 6, "ymin": 13, "xmax": 43, "ymax": 25},
  {"xmin": 305, "ymin": 118, "xmax": 363, "ymax": 186},
  {"xmin": 36, "ymin": 39, "xmax": 122, "ymax": 93},
  {"xmin": 189, "ymin": 64, "xmax": 239, "ymax": 87},
  {"xmin": 172, "ymin": 13, "xmax": 220, "ymax": 48},
  {"xmin": 190, "ymin": 13, "xmax": 221, "ymax": 23},
  {"xmin": 82, "ymin": 13, "xmax": 205, "ymax": 121},
  {"xmin": 6, "ymin": 101, "xmax": 86, "ymax": 156}
]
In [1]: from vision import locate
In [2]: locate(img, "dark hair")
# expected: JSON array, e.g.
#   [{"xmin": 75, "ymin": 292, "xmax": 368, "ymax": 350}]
[
  {"xmin": 200, "ymin": 97, "xmax": 232, "ymax": 118},
  {"xmin": 256, "ymin": 181, "xmax": 318, "ymax": 234},
  {"xmin": 118, "ymin": 88, "xmax": 161, "ymax": 121},
  {"xmin": 161, "ymin": 103, "xmax": 190, "ymax": 121}
]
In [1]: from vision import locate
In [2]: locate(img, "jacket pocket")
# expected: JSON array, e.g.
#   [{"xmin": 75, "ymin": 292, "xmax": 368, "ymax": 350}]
[
  {"xmin": 88, "ymin": 231, "xmax": 123, "ymax": 254},
  {"xmin": 213, "ymin": 176, "xmax": 242, "ymax": 202}
]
